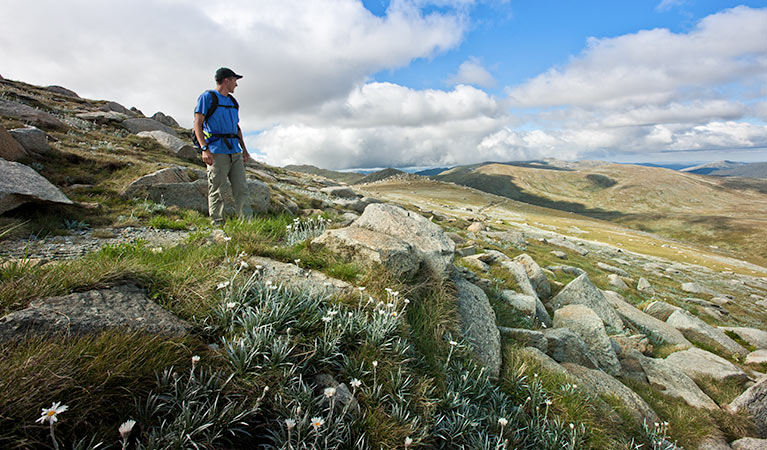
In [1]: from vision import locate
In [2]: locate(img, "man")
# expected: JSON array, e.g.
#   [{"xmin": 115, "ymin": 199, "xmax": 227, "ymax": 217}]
[{"xmin": 194, "ymin": 67, "xmax": 252, "ymax": 225}]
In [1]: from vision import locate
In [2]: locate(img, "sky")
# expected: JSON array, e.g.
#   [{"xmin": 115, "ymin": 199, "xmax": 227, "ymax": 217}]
[{"xmin": 2, "ymin": 0, "xmax": 766, "ymax": 170}]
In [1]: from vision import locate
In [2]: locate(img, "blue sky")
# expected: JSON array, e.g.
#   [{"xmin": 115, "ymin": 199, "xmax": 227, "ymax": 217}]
[{"xmin": 2, "ymin": 0, "xmax": 766, "ymax": 169}]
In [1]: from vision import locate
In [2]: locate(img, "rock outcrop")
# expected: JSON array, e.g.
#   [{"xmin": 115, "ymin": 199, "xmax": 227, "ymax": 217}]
[
  {"xmin": 632, "ymin": 350, "xmax": 719, "ymax": 409},
  {"xmin": 137, "ymin": 130, "xmax": 198, "ymax": 161},
  {"xmin": 0, "ymin": 124, "xmax": 28, "ymax": 161},
  {"xmin": 0, "ymin": 99, "xmax": 68, "ymax": 131},
  {"xmin": 499, "ymin": 290, "xmax": 552, "ymax": 327},
  {"xmin": 563, "ymin": 363, "xmax": 659, "ymax": 425},
  {"xmin": 454, "ymin": 276, "xmax": 501, "ymax": 378},
  {"xmin": 666, "ymin": 310, "xmax": 748, "ymax": 357},
  {"xmin": 0, "ymin": 284, "xmax": 191, "ymax": 340},
  {"xmin": 602, "ymin": 290, "xmax": 691, "ymax": 348},
  {"xmin": 352, "ymin": 204, "xmax": 455, "ymax": 276},
  {"xmin": 721, "ymin": 327, "xmax": 767, "ymax": 349},
  {"xmin": 665, "ymin": 347, "xmax": 750, "ymax": 383},
  {"xmin": 0, "ymin": 159, "xmax": 73, "ymax": 214},
  {"xmin": 8, "ymin": 126, "xmax": 50, "ymax": 155},
  {"xmin": 728, "ymin": 376, "xmax": 767, "ymax": 438},
  {"xmin": 312, "ymin": 227, "xmax": 420, "ymax": 278},
  {"xmin": 553, "ymin": 304, "xmax": 621, "ymax": 375},
  {"xmin": 121, "ymin": 118, "xmax": 178, "ymax": 136},
  {"xmin": 549, "ymin": 274, "xmax": 624, "ymax": 331}
]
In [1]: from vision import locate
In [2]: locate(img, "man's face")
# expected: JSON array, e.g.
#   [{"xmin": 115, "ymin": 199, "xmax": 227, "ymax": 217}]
[{"xmin": 226, "ymin": 77, "xmax": 238, "ymax": 92}]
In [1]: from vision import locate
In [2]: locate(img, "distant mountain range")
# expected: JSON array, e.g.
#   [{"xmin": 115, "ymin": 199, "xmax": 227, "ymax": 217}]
[{"xmin": 680, "ymin": 160, "xmax": 767, "ymax": 178}]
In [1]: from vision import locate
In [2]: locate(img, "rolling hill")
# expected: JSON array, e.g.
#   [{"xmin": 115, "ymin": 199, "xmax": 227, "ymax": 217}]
[
  {"xmin": 283, "ymin": 164, "xmax": 366, "ymax": 184},
  {"xmin": 434, "ymin": 161, "xmax": 767, "ymax": 262}
]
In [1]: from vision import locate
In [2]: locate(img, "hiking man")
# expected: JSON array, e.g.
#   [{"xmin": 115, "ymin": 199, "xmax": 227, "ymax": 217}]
[{"xmin": 194, "ymin": 67, "xmax": 252, "ymax": 225}]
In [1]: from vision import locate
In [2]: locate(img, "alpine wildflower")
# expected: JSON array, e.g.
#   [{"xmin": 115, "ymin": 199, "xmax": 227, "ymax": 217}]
[
  {"xmin": 285, "ymin": 418, "xmax": 296, "ymax": 430},
  {"xmin": 405, "ymin": 436, "xmax": 413, "ymax": 448},
  {"xmin": 310, "ymin": 416, "xmax": 325, "ymax": 430},
  {"xmin": 324, "ymin": 387, "xmax": 337, "ymax": 398},
  {"xmin": 216, "ymin": 281, "xmax": 230, "ymax": 290},
  {"xmin": 350, "ymin": 379, "xmax": 362, "ymax": 389},
  {"xmin": 37, "ymin": 402, "xmax": 68, "ymax": 424}
]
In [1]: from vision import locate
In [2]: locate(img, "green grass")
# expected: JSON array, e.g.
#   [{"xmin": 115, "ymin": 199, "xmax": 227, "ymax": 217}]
[{"xmin": 0, "ymin": 332, "xmax": 199, "ymax": 449}]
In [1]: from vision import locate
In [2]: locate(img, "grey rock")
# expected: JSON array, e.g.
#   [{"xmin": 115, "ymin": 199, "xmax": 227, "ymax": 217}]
[
  {"xmin": 312, "ymin": 227, "xmax": 419, "ymax": 279},
  {"xmin": 665, "ymin": 347, "xmax": 750, "ymax": 383},
  {"xmin": 0, "ymin": 124, "xmax": 28, "ymax": 161},
  {"xmin": 456, "ymin": 246, "xmax": 478, "ymax": 257},
  {"xmin": 99, "ymin": 101, "xmax": 135, "ymax": 116},
  {"xmin": 681, "ymin": 281, "xmax": 710, "ymax": 295},
  {"xmin": 446, "ymin": 232, "xmax": 465, "ymax": 244},
  {"xmin": 122, "ymin": 166, "xmax": 197, "ymax": 197},
  {"xmin": 0, "ymin": 159, "xmax": 73, "ymax": 214},
  {"xmin": 597, "ymin": 262, "xmax": 629, "ymax": 277},
  {"xmin": 562, "ymin": 363, "xmax": 659, "ymax": 425},
  {"xmin": 721, "ymin": 327, "xmax": 767, "ymax": 350},
  {"xmin": 354, "ymin": 203, "xmax": 455, "ymax": 276},
  {"xmin": 8, "ymin": 126, "xmax": 50, "ymax": 155},
  {"xmin": 518, "ymin": 346, "xmax": 568, "ymax": 377},
  {"xmin": 498, "ymin": 327, "xmax": 547, "ymax": 353},
  {"xmin": 467, "ymin": 221, "xmax": 485, "ymax": 232},
  {"xmin": 643, "ymin": 301, "xmax": 680, "ymax": 321},
  {"xmin": 607, "ymin": 274, "xmax": 629, "ymax": 290},
  {"xmin": 551, "ymin": 250, "xmax": 568, "ymax": 259},
  {"xmin": 637, "ymin": 277, "xmax": 654, "ymax": 295},
  {"xmin": 746, "ymin": 350, "xmax": 767, "ymax": 365},
  {"xmin": 728, "ymin": 376, "xmax": 767, "ymax": 438},
  {"xmin": 45, "ymin": 85, "xmax": 79, "ymax": 97},
  {"xmin": 499, "ymin": 260, "xmax": 539, "ymax": 298},
  {"xmin": 548, "ymin": 265, "xmax": 587, "ymax": 277},
  {"xmin": 247, "ymin": 256, "xmax": 354, "ymax": 298},
  {"xmin": 634, "ymin": 351, "xmax": 719, "ymax": 410},
  {"xmin": 461, "ymin": 255, "xmax": 490, "ymax": 272},
  {"xmin": 731, "ymin": 438, "xmax": 767, "ymax": 450},
  {"xmin": 549, "ymin": 274, "xmax": 624, "ymax": 331},
  {"xmin": 500, "ymin": 290, "xmax": 552, "ymax": 328},
  {"xmin": 475, "ymin": 250, "xmax": 510, "ymax": 264},
  {"xmin": 314, "ymin": 373, "xmax": 358, "ymax": 411},
  {"xmin": 602, "ymin": 291, "xmax": 691, "ymax": 348},
  {"xmin": 543, "ymin": 327, "xmax": 598, "ymax": 369},
  {"xmin": 666, "ymin": 310, "xmax": 748, "ymax": 357},
  {"xmin": 481, "ymin": 230, "xmax": 526, "ymax": 246},
  {"xmin": 75, "ymin": 111, "xmax": 129, "ymax": 125},
  {"xmin": 698, "ymin": 437, "xmax": 732, "ymax": 450},
  {"xmin": 337, "ymin": 212, "xmax": 360, "ymax": 227},
  {"xmin": 0, "ymin": 99, "xmax": 67, "ymax": 131},
  {"xmin": 0, "ymin": 284, "xmax": 191, "ymax": 340},
  {"xmin": 320, "ymin": 186, "xmax": 358, "ymax": 199},
  {"xmin": 151, "ymin": 111, "xmax": 180, "ymax": 128},
  {"xmin": 553, "ymin": 305, "xmax": 621, "ymax": 376},
  {"xmin": 454, "ymin": 276, "xmax": 501, "ymax": 378},
  {"xmin": 137, "ymin": 130, "xmax": 198, "ymax": 161},
  {"xmin": 513, "ymin": 253, "xmax": 551, "ymax": 298},
  {"xmin": 121, "ymin": 118, "xmax": 178, "ymax": 137}
]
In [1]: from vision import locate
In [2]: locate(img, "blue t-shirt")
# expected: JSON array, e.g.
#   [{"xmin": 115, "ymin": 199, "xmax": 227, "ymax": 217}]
[{"xmin": 195, "ymin": 90, "xmax": 241, "ymax": 154}]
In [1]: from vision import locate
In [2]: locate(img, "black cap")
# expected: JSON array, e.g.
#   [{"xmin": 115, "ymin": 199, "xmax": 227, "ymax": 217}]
[{"xmin": 215, "ymin": 67, "xmax": 243, "ymax": 83}]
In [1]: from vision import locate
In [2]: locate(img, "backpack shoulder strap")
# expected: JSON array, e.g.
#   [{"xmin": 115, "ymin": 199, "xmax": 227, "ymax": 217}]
[
  {"xmin": 204, "ymin": 90, "xmax": 219, "ymax": 123},
  {"xmin": 228, "ymin": 94, "xmax": 239, "ymax": 110}
]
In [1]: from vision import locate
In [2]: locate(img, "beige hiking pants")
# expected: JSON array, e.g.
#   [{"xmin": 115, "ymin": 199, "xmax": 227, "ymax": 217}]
[{"xmin": 207, "ymin": 152, "xmax": 251, "ymax": 225}]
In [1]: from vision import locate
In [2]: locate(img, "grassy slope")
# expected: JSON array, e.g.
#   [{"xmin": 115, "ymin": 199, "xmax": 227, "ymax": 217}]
[
  {"xmin": 284, "ymin": 164, "xmax": 366, "ymax": 184},
  {"xmin": 2, "ymin": 79, "xmax": 765, "ymax": 449},
  {"xmin": 435, "ymin": 162, "xmax": 767, "ymax": 265}
]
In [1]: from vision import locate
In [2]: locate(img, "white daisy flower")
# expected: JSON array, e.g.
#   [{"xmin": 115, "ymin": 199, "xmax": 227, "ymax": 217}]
[{"xmin": 36, "ymin": 402, "xmax": 68, "ymax": 424}]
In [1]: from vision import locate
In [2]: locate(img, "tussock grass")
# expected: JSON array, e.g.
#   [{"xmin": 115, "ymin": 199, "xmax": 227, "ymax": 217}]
[{"xmin": 0, "ymin": 332, "xmax": 199, "ymax": 449}]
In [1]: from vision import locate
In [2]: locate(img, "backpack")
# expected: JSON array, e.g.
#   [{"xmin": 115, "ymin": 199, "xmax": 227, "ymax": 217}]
[{"xmin": 191, "ymin": 90, "xmax": 239, "ymax": 151}]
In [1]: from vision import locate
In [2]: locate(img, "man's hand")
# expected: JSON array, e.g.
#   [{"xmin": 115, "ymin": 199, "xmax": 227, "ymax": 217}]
[
  {"xmin": 242, "ymin": 150, "xmax": 251, "ymax": 163},
  {"xmin": 202, "ymin": 149, "xmax": 213, "ymax": 166}
]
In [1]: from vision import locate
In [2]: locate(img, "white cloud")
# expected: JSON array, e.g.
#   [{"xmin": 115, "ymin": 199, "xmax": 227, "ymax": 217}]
[
  {"xmin": 447, "ymin": 57, "xmax": 496, "ymax": 87},
  {"xmin": 508, "ymin": 7, "xmax": 767, "ymax": 110},
  {"xmin": 0, "ymin": 0, "xmax": 470, "ymax": 128},
  {"xmin": 655, "ymin": 0, "xmax": 687, "ymax": 12},
  {"xmin": 503, "ymin": 6, "xmax": 767, "ymax": 161}
]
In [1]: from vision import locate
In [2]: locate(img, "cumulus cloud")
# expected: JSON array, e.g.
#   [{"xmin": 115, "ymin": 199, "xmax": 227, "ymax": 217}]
[
  {"xmin": 504, "ymin": 6, "xmax": 767, "ymax": 161},
  {"xmin": 251, "ymin": 83, "xmax": 511, "ymax": 168},
  {"xmin": 0, "ymin": 0, "xmax": 470, "ymax": 127},
  {"xmin": 447, "ymin": 57, "xmax": 496, "ymax": 87}
]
